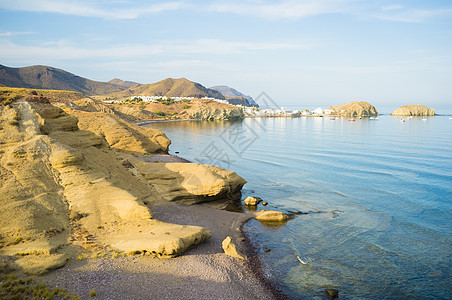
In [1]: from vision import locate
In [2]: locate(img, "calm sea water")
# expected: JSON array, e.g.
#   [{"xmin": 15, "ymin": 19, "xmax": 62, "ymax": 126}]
[{"xmin": 146, "ymin": 110, "xmax": 452, "ymax": 299}]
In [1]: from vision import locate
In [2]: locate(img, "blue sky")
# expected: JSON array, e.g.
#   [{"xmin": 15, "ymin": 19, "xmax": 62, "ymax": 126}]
[{"xmin": 0, "ymin": 0, "xmax": 451, "ymax": 107}]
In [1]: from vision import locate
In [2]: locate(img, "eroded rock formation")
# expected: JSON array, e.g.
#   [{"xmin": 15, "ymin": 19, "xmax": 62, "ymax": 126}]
[
  {"xmin": 0, "ymin": 100, "xmax": 245, "ymax": 274},
  {"xmin": 391, "ymin": 104, "xmax": 435, "ymax": 116},
  {"xmin": 328, "ymin": 101, "xmax": 378, "ymax": 117}
]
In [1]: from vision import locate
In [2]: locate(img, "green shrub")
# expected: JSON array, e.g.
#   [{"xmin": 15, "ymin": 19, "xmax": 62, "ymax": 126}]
[
  {"xmin": 90, "ymin": 289, "xmax": 97, "ymax": 297},
  {"xmin": 154, "ymin": 111, "xmax": 165, "ymax": 116}
]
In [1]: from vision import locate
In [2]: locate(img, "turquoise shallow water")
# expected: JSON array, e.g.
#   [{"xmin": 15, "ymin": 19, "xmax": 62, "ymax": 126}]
[{"xmin": 146, "ymin": 113, "xmax": 452, "ymax": 299}]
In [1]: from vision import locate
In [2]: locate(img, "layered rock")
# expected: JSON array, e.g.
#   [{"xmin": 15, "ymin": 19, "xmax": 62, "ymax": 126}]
[
  {"xmin": 184, "ymin": 105, "xmax": 244, "ymax": 120},
  {"xmin": 328, "ymin": 101, "xmax": 378, "ymax": 117},
  {"xmin": 134, "ymin": 160, "xmax": 247, "ymax": 209},
  {"xmin": 0, "ymin": 100, "xmax": 246, "ymax": 274},
  {"xmin": 65, "ymin": 109, "xmax": 171, "ymax": 154},
  {"xmin": 391, "ymin": 104, "xmax": 435, "ymax": 116}
]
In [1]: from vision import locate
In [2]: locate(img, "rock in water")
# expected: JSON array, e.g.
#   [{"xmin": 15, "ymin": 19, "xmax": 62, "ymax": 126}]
[
  {"xmin": 391, "ymin": 104, "xmax": 435, "ymax": 116},
  {"xmin": 243, "ymin": 196, "xmax": 263, "ymax": 206},
  {"xmin": 222, "ymin": 236, "xmax": 246, "ymax": 260},
  {"xmin": 328, "ymin": 101, "xmax": 378, "ymax": 117},
  {"xmin": 325, "ymin": 289, "xmax": 339, "ymax": 299},
  {"xmin": 254, "ymin": 210, "xmax": 292, "ymax": 222}
]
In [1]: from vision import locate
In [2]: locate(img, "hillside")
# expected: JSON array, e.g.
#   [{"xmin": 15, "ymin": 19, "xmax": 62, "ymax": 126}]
[
  {"xmin": 108, "ymin": 78, "xmax": 141, "ymax": 88},
  {"xmin": 102, "ymin": 78, "xmax": 225, "ymax": 100},
  {"xmin": 210, "ymin": 85, "xmax": 257, "ymax": 106},
  {"xmin": 0, "ymin": 64, "xmax": 127, "ymax": 95}
]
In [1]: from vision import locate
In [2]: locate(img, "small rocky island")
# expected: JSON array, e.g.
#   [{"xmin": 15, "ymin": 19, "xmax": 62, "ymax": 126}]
[
  {"xmin": 328, "ymin": 101, "xmax": 378, "ymax": 117},
  {"xmin": 391, "ymin": 104, "xmax": 435, "ymax": 116}
]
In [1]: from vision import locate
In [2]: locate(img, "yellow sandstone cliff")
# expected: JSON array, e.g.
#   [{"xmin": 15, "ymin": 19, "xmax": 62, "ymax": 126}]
[{"xmin": 0, "ymin": 98, "xmax": 246, "ymax": 274}]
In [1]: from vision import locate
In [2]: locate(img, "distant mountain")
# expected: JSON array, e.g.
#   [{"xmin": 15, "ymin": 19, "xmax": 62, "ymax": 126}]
[
  {"xmin": 210, "ymin": 85, "xmax": 257, "ymax": 106},
  {"xmin": 0, "ymin": 64, "xmax": 127, "ymax": 95},
  {"xmin": 107, "ymin": 78, "xmax": 225, "ymax": 100},
  {"xmin": 108, "ymin": 78, "xmax": 141, "ymax": 89}
]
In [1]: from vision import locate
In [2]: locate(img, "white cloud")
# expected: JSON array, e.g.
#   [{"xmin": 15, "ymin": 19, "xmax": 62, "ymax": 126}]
[
  {"xmin": 381, "ymin": 4, "xmax": 403, "ymax": 12},
  {"xmin": 0, "ymin": 31, "xmax": 34, "ymax": 36},
  {"xmin": 375, "ymin": 7, "xmax": 452, "ymax": 23},
  {"xmin": 208, "ymin": 0, "xmax": 350, "ymax": 20},
  {"xmin": 0, "ymin": 39, "xmax": 312, "ymax": 61},
  {"xmin": 0, "ymin": 0, "xmax": 186, "ymax": 19},
  {"xmin": 0, "ymin": 0, "xmax": 352, "ymax": 20}
]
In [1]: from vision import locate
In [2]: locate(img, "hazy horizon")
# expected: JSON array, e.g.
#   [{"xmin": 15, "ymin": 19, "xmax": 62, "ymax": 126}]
[{"xmin": 0, "ymin": 0, "xmax": 451, "ymax": 107}]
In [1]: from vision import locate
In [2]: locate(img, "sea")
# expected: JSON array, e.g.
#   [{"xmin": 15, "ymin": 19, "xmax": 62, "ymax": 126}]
[{"xmin": 145, "ymin": 106, "xmax": 452, "ymax": 299}]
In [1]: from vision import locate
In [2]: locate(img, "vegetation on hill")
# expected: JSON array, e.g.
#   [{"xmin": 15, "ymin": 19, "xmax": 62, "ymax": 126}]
[{"xmin": 0, "ymin": 64, "xmax": 127, "ymax": 96}]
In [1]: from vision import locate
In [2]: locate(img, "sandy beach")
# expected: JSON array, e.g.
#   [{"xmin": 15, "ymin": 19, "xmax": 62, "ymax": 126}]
[{"xmin": 40, "ymin": 203, "xmax": 287, "ymax": 299}]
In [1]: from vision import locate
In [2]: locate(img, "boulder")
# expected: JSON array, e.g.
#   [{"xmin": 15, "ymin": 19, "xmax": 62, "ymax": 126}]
[
  {"xmin": 136, "ymin": 162, "xmax": 247, "ymax": 208},
  {"xmin": 325, "ymin": 289, "xmax": 339, "ymax": 299},
  {"xmin": 255, "ymin": 210, "xmax": 292, "ymax": 222},
  {"xmin": 14, "ymin": 254, "xmax": 68, "ymax": 275},
  {"xmin": 243, "ymin": 196, "xmax": 262, "ymax": 206},
  {"xmin": 222, "ymin": 236, "xmax": 246, "ymax": 260},
  {"xmin": 328, "ymin": 101, "xmax": 378, "ymax": 117},
  {"xmin": 391, "ymin": 104, "xmax": 435, "ymax": 116}
]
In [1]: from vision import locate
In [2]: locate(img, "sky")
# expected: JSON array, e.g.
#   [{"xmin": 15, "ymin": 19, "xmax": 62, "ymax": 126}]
[{"xmin": 0, "ymin": 0, "xmax": 451, "ymax": 107}]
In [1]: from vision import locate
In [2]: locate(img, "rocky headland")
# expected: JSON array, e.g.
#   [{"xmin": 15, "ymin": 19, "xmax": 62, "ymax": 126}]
[
  {"xmin": 0, "ymin": 94, "xmax": 248, "ymax": 277},
  {"xmin": 328, "ymin": 101, "xmax": 378, "ymax": 117},
  {"xmin": 391, "ymin": 104, "xmax": 435, "ymax": 116}
]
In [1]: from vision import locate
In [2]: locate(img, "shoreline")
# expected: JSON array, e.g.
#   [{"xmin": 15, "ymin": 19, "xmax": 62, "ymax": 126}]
[
  {"xmin": 133, "ymin": 125, "xmax": 290, "ymax": 298},
  {"xmin": 134, "ymin": 118, "xmax": 192, "ymax": 126},
  {"xmin": 40, "ymin": 203, "xmax": 286, "ymax": 299}
]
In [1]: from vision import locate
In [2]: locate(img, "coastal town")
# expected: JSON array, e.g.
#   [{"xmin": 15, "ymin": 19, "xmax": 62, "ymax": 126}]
[{"xmin": 103, "ymin": 94, "xmax": 340, "ymax": 117}]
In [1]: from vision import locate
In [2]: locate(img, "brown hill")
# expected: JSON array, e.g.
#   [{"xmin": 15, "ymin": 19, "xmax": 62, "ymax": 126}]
[
  {"xmin": 391, "ymin": 104, "xmax": 435, "ymax": 116},
  {"xmin": 104, "ymin": 78, "xmax": 225, "ymax": 100},
  {"xmin": 0, "ymin": 64, "xmax": 127, "ymax": 95},
  {"xmin": 329, "ymin": 101, "xmax": 378, "ymax": 117},
  {"xmin": 108, "ymin": 78, "xmax": 141, "ymax": 88}
]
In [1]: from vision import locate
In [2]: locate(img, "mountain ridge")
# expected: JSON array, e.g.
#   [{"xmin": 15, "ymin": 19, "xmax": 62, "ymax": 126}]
[
  {"xmin": 108, "ymin": 78, "xmax": 141, "ymax": 88},
  {"xmin": 103, "ymin": 77, "xmax": 225, "ymax": 100},
  {"xmin": 0, "ymin": 64, "xmax": 127, "ymax": 95},
  {"xmin": 210, "ymin": 85, "xmax": 256, "ymax": 105}
]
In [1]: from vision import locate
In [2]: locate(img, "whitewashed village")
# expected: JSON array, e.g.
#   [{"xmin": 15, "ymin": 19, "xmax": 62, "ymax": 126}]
[{"xmin": 104, "ymin": 95, "xmax": 335, "ymax": 118}]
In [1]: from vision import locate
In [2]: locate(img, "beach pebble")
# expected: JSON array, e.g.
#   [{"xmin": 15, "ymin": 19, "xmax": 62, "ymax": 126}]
[
  {"xmin": 325, "ymin": 288, "xmax": 339, "ymax": 299},
  {"xmin": 243, "ymin": 196, "xmax": 263, "ymax": 206},
  {"xmin": 262, "ymin": 202, "xmax": 268, "ymax": 206}
]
